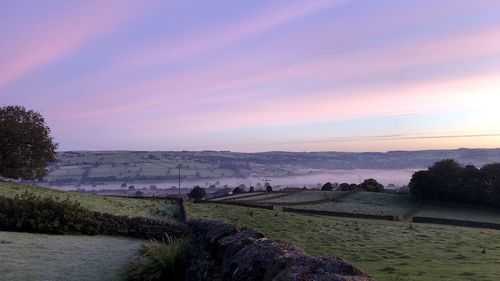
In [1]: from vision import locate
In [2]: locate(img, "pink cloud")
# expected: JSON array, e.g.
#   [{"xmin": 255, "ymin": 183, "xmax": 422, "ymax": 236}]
[{"xmin": 0, "ymin": 1, "xmax": 158, "ymax": 87}]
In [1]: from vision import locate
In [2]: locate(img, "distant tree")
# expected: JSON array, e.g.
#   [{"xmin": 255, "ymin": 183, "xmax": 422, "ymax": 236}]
[
  {"xmin": 208, "ymin": 184, "xmax": 217, "ymax": 191},
  {"xmin": 266, "ymin": 185, "xmax": 273, "ymax": 192},
  {"xmin": 321, "ymin": 182, "xmax": 334, "ymax": 191},
  {"xmin": 338, "ymin": 183, "xmax": 355, "ymax": 191},
  {"xmin": 121, "ymin": 183, "xmax": 127, "ymax": 188},
  {"xmin": 189, "ymin": 186, "xmax": 206, "ymax": 200},
  {"xmin": 359, "ymin": 178, "xmax": 384, "ymax": 192},
  {"xmin": 232, "ymin": 186, "xmax": 244, "ymax": 195},
  {"xmin": 128, "ymin": 185, "xmax": 135, "ymax": 190},
  {"xmin": 0, "ymin": 105, "xmax": 58, "ymax": 180},
  {"xmin": 249, "ymin": 186, "xmax": 255, "ymax": 193},
  {"xmin": 134, "ymin": 190, "xmax": 144, "ymax": 196}
]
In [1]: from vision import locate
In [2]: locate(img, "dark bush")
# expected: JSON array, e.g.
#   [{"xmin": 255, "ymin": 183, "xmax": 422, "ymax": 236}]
[{"xmin": 0, "ymin": 192, "xmax": 99, "ymax": 235}]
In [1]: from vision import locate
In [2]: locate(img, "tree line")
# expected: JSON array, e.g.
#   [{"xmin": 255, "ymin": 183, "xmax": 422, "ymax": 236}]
[{"xmin": 409, "ymin": 159, "xmax": 500, "ymax": 208}]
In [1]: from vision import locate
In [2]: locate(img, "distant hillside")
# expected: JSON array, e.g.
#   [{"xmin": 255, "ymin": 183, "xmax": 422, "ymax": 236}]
[{"xmin": 35, "ymin": 148, "xmax": 500, "ymax": 186}]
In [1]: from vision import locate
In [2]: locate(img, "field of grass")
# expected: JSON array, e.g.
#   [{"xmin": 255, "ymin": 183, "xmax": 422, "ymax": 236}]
[
  {"xmin": 0, "ymin": 182, "xmax": 181, "ymax": 220},
  {"xmin": 291, "ymin": 192, "xmax": 416, "ymax": 216},
  {"xmin": 226, "ymin": 192, "xmax": 288, "ymax": 202},
  {"xmin": 0, "ymin": 231, "xmax": 142, "ymax": 281},
  {"xmin": 186, "ymin": 202, "xmax": 500, "ymax": 281},
  {"xmin": 210, "ymin": 191, "xmax": 269, "ymax": 201},
  {"xmin": 416, "ymin": 201, "xmax": 500, "ymax": 224},
  {"xmin": 266, "ymin": 190, "xmax": 345, "ymax": 203}
]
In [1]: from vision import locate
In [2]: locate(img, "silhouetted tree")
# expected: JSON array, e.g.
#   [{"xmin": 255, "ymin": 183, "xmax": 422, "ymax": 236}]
[
  {"xmin": 321, "ymin": 182, "xmax": 334, "ymax": 191},
  {"xmin": 359, "ymin": 178, "xmax": 384, "ymax": 192},
  {"xmin": 189, "ymin": 186, "xmax": 206, "ymax": 200},
  {"xmin": 338, "ymin": 183, "xmax": 352, "ymax": 191},
  {"xmin": 409, "ymin": 159, "xmax": 500, "ymax": 207},
  {"xmin": 0, "ymin": 106, "xmax": 58, "ymax": 180},
  {"xmin": 249, "ymin": 186, "xmax": 255, "ymax": 193},
  {"xmin": 232, "ymin": 186, "xmax": 244, "ymax": 195},
  {"xmin": 266, "ymin": 185, "xmax": 273, "ymax": 192}
]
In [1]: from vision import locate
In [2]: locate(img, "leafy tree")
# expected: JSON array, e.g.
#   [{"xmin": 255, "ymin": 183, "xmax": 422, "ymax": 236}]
[
  {"xmin": 266, "ymin": 185, "xmax": 273, "ymax": 192},
  {"xmin": 321, "ymin": 182, "xmax": 334, "ymax": 191},
  {"xmin": 189, "ymin": 186, "xmax": 206, "ymax": 200},
  {"xmin": 359, "ymin": 178, "xmax": 384, "ymax": 192},
  {"xmin": 249, "ymin": 186, "xmax": 255, "ymax": 193},
  {"xmin": 0, "ymin": 106, "xmax": 58, "ymax": 180},
  {"xmin": 232, "ymin": 186, "xmax": 244, "ymax": 195}
]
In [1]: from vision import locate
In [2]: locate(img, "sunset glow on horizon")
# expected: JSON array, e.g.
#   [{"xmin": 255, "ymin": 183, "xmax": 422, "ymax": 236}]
[{"xmin": 1, "ymin": 0, "xmax": 500, "ymax": 152}]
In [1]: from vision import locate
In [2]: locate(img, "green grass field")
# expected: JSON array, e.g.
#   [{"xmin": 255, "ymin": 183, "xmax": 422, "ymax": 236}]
[
  {"xmin": 0, "ymin": 182, "xmax": 181, "ymax": 220},
  {"xmin": 186, "ymin": 202, "xmax": 500, "ymax": 281},
  {"xmin": 416, "ymin": 201, "xmax": 500, "ymax": 224},
  {"xmin": 0, "ymin": 231, "xmax": 142, "ymax": 281},
  {"xmin": 290, "ymin": 192, "xmax": 417, "ymax": 216},
  {"xmin": 266, "ymin": 190, "xmax": 345, "ymax": 203}
]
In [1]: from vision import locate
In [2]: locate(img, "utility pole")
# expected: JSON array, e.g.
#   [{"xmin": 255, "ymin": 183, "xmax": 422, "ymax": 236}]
[
  {"xmin": 262, "ymin": 179, "xmax": 272, "ymax": 207},
  {"xmin": 178, "ymin": 164, "xmax": 181, "ymax": 198}
]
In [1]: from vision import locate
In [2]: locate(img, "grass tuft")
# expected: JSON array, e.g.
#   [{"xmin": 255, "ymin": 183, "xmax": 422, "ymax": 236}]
[{"xmin": 124, "ymin": 234, "xmax": 190, "ymax": 281}]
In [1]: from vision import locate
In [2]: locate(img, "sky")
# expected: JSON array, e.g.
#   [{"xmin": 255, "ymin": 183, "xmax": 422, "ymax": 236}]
[{"xmin": 1, "ymin": 0, "xmax": 500, "ymax": 152}]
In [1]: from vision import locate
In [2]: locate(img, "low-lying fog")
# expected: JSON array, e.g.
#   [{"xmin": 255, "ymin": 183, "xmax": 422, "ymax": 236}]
[{"xmin": 53, "ymin": 169, "xmax": 420, "ymax": 191}]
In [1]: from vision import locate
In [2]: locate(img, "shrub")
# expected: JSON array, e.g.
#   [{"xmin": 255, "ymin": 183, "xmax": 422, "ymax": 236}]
[
  {"xmin": 124, "ymin": 235, "xmax": 190, "ymax": 281},
  {"xmin": 0, "ymin": 192, "xmax": 99, "ymax": 235}
]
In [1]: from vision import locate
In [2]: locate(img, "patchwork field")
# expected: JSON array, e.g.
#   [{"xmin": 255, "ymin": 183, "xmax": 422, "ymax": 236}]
[
  {"xmin": 0, "ymin": 182, "xmax": 182, "ymax": 220},
  {"xmin": 0, "ymin": 231, "xmax": 142, "ymax": 281},
  {"xmin": 186, "ymin": 202, "xmax": 500, "ymax": 281}
]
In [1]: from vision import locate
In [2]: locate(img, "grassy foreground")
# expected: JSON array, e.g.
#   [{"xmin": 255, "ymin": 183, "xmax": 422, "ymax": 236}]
[
  {"xmin": 0, "ymin": 231, "xmax": 142, "ymax": 281},
  {"xmin": 186, "ymin": 202, "xmax": 500, "ymax": 281},
  {"xmin": 0, "ymin": 182, "xmax": 180, "ymax": 220}
]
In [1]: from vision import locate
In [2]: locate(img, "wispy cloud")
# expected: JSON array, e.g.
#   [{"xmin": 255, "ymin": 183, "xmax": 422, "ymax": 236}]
[{"xmin": 0, "ymin": 1, "xmax": 158, "ymax": 87}]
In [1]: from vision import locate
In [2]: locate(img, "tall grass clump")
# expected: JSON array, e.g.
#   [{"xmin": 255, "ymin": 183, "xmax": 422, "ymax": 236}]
[{"xmin": 124, "ymin": 234, "xmax": 190, "ymax": 281}]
